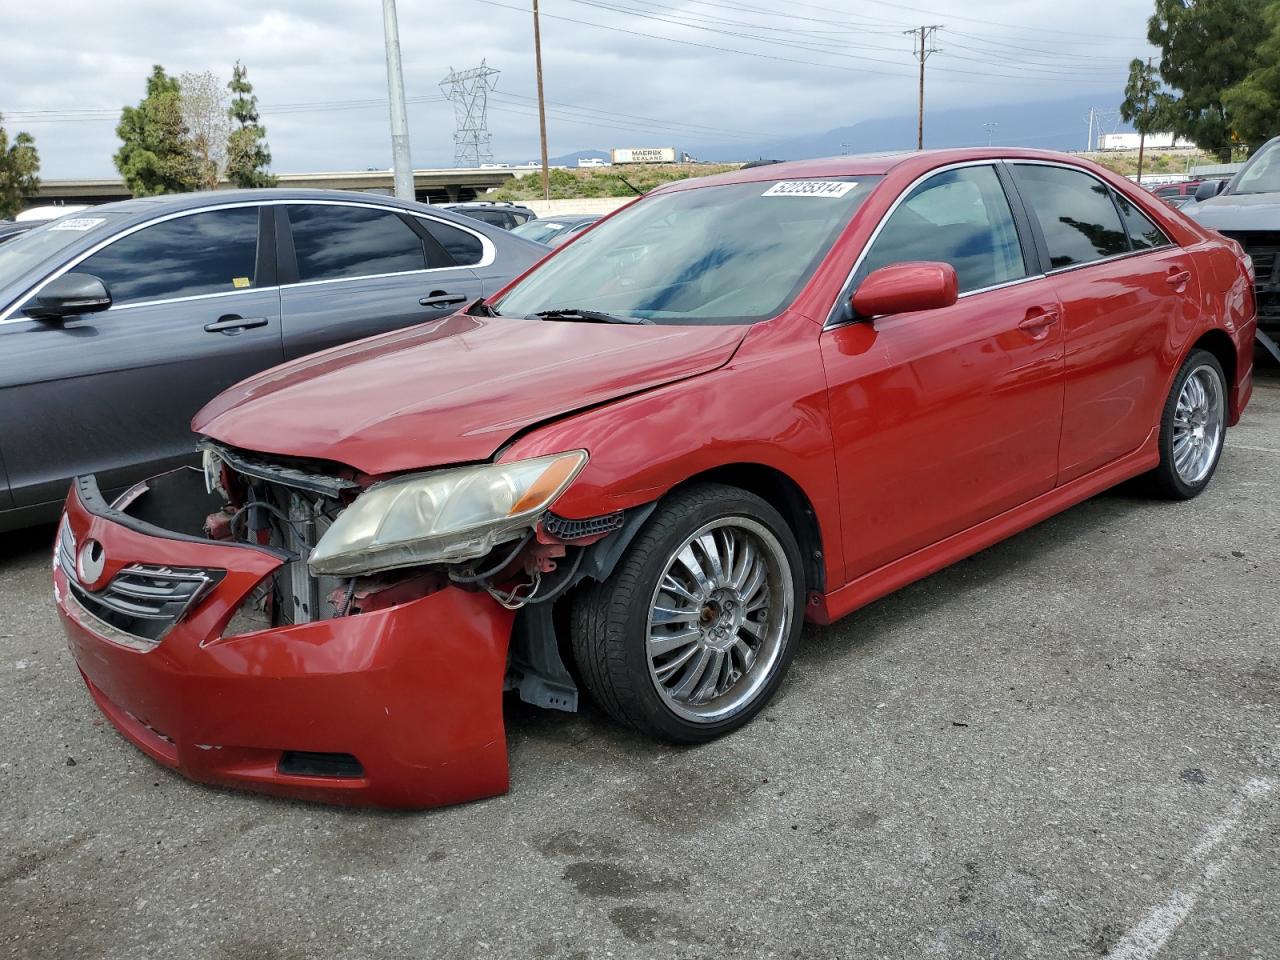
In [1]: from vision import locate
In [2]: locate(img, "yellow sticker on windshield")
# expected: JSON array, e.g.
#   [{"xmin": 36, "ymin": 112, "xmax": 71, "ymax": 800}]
[
  {"xmin": 762, "ymin": 180, "xmax": 857, "ymax": 198},
  {"xmin": 232, "ymin": 277, "xmax": 251, "ymax": 288}
]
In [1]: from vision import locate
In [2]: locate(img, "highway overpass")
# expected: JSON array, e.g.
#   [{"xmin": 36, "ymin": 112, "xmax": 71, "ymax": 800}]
[{"xmin": 23, "ymin": 167, "xmax": 519, "ymax": 208}]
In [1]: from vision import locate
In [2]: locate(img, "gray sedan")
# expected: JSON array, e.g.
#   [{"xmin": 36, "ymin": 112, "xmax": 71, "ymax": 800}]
[{"xmin": 0, "ymin": 189, "xmax": 546, "ymax": 531}]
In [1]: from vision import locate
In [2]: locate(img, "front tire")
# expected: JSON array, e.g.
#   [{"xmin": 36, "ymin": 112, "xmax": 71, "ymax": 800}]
[
  {"xmin": 570, "ymin": 483, "xmax": 805, "ymax": 743},
  {"xmin": 1149, "ymin": 349, "xmax": 1227, "ymax": 500}
]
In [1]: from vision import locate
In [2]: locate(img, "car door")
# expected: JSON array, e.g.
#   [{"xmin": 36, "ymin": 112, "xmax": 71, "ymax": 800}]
[
  {"xmin": 1009, "ymin": 162, "xmax": 1202, "ymax": 484},
  {"xmin": 820, "ymin": 163, "xmax": 1066, "ymax": 582},
  {"xmin": 0, "ymin": 204, "xmax": 282, "ymax": 508},
  {"xmin": 277, "ymin": 202, "xmax": 486, "ymax": 361}
]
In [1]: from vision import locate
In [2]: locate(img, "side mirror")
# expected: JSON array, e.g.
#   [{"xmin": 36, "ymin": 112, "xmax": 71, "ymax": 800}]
[
  {"xmin": 1194, "ymin": 179, "xmax": 1227, "ymax": 202},
  {"xmin": 851, "ymin": 261, "xmax": 958, "ymax": 319},
  {"xmin": 23, "ymin": 272, "xmax": 112, "ymax": 321}
]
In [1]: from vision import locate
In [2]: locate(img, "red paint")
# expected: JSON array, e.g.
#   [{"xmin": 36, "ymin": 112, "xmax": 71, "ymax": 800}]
[
  {"xmin": 58, "ymin": 149, "xmax": 1255, "ymax": 808},
  {"xmin": 192, "ymin": 311, "xmax": 747, "ymax": 474}
]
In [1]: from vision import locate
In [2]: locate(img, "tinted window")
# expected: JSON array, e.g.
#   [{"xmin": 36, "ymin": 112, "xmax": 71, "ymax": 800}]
[
  {"xmin": 1114, "ymin": 192, "xmax": 1171, "ymax": 250},
  {"xmin": 422, "ymin": 218, "xmax": 484, "ymax": 266},
  {"xmin": 1015, "ymin": 165, "xmax": 1129, "ymax": 269},
  {"xmin": 75, "ymin": 208, "xmax": 259, "ymax": 305},
  {"xmin": 859, "ymin": 165, "xmax": 1026, "ymax": 294},
  {"xmin": 287, "ymin": 204, "xmax": 425, "ymax": 282}
]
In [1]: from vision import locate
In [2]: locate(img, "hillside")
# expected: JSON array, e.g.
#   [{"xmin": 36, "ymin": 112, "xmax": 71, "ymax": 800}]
[{"xmin": 485, "ymin": 163, "xmax": 740, "ymax": 201}]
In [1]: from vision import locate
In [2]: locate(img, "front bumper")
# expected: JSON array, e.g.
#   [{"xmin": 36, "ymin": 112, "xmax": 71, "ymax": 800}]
[{"xmin": 55, "ymin": 476, "xmax": 516, "ymax": 809}]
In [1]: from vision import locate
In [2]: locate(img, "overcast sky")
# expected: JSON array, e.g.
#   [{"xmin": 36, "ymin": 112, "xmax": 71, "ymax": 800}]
[{"xmin": 4, "ymin": 0, "xmax": 1158, "ymax": 178}]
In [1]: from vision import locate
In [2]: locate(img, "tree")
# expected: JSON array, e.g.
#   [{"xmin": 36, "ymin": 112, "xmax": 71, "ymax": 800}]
[
  {"xmin": 225, "ymin": 62, "xmax": 276, "ymax": 189},
  {"xmin": 1222, "ymin": 3, "xmax": 1280, "ymax": 153},
  {"xmin": 114, "ymin": 65, "xmax": 201, "ymax": 196},
  {"xmin": 179, "ymin": 71, "xmax": 231, "ymax": 191},
  {"xmin": 0, "ymin": 115, "xmax": 40, "ymax": 220},
  {"xmin": 1147, "ymin": 0, "xmax": 1268, "ymax": 162},
  {"xmin": 1121, "ymin": 57, "xmax": 1165, "ymax": 184}
]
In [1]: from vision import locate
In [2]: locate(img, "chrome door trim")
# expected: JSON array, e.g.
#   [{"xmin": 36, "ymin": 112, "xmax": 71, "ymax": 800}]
[{"xmin": 0, "ymin": 199, "xmax": 495, "ymax": 325}]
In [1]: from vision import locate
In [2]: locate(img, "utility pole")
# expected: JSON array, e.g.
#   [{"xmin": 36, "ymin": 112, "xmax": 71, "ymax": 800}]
[
  {"xmin": 983, "ymin": 121, "xmax": 998, "ymax": 147},
  {"xmin": 1085, "ymin": 106, "xmax": 1096, "ymax": 152},
  {"xmin": 905, "ymin": 25, "xmax": 942, "ymax": 150},
  {"xmin": 380, "ymin": 0, "xmax": 414, "ymax": 201},
  {"xmin": 533, "ymin": 0, "xmax": 551, "ymax": 201}
]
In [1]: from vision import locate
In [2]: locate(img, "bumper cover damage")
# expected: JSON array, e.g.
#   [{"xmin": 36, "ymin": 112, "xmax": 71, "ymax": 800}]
[{"xmin": 55, "ymin": 472, "xmax": 516, "ymax": 809}]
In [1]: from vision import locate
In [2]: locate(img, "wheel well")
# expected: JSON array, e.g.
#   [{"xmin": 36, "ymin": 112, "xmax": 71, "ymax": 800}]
[
  {"xmin": 1190, "ymin": 329, "xmax": 1237, "ymax": 411},
  {"xmin": 673, "ymin": 464, "xmax": 826, "ymax": 593}
]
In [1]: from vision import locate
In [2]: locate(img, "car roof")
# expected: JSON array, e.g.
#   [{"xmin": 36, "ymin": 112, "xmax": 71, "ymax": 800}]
[
  {"xmin": 77, "ymin": 188, "xmax": 478, "ymax": 221},
  {"xmin": 652, "ymin": 148, "xmax": 1110, "ymax": 194}
]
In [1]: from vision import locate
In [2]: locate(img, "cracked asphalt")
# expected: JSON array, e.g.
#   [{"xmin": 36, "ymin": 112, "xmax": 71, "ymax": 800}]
[{"xmin": 2, "ymin": 369, "xmax": 1277, "ymax": 960}]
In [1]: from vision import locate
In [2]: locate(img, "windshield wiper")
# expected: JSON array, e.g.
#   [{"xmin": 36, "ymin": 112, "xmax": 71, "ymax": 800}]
[{"xmin": 530, "ymin": 308, "xmax": 652, "ymax": 325}]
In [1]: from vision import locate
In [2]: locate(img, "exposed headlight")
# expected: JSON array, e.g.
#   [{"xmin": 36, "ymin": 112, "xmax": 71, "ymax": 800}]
[{"xmin": 307, "ymin": 451, "xmax": 587, "ymax": 576}]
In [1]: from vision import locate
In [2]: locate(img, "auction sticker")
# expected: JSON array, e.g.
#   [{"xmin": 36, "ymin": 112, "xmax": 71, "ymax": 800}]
[
  {"xmin": 49, "ymin": 218, "xmax": 107, "ymax": 231},
  {"xmin": 762, "ymin": 180, "xmax": 857, "ymax": 198}
]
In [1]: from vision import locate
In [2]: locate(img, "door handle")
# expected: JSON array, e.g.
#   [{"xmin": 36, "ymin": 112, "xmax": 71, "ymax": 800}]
[
  {"xmin": 1166, "ymin": 268, "xmax": 1192, "ymax": 290},
  {"xmin": 204, "ymin": 315, "xmax": 268, "ymax": 334},
  {"xmin": 419, "ymin": 291, "xmax": 468, "ymax": 308},
  {"xmin": 1017, "ymin": 308, "xmax": 1059, "ymax": 339}
]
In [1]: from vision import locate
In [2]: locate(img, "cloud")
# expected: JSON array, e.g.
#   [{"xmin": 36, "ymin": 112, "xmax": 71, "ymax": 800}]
[{"xmin": 2, "ymin": 0, "xmax": 1156, "ymax": 177}]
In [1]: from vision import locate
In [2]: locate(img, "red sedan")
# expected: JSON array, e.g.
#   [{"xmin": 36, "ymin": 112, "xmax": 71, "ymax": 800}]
[{"xmin": 54, "ymin": 149, "xmax": 1256, "ymax": 808}]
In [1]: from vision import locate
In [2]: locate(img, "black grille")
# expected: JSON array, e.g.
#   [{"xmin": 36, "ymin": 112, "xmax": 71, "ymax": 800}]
[
  {"xmin": 59, "ymin": 520, "xmax": 223, "ymax": 644},
  {"xmin": 542, "ymin": 511, "xmax": 625, "ymax": 540},
  {"xmin": 278, "ymin": 751, "xmax": 364, "ymax": 779}
]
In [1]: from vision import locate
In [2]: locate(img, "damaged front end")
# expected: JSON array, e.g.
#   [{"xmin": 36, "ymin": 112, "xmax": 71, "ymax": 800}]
[{"xmin": 55, "ymin": 443, "xmax": 640, "ymax": 808}]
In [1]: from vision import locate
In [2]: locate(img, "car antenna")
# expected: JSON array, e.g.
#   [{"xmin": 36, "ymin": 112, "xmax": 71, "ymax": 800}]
[{"xmin": 615, "ymin": 175, "xmax": 644, "ymax": 196}]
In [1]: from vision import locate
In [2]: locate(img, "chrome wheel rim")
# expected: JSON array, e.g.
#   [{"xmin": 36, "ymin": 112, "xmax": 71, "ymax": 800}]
[
  {"xmin": 1173, "ymin": 363, "xmax": 1225, "ymax": 486},
  {"xmin": 645, "ymin": 517, "xmax": 793, "ymax": 723}
]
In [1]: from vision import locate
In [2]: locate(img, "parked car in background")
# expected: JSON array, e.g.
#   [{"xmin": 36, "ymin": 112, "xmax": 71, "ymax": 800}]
[
  {"xmin": 0, "ymin": 190, "xmax": 544, "ymax": 531},
  {"xmin": 511, "ymin": 214, "xmax": 600, "ymax": 247},
  {"xmin": 439, "ymin": 201, "xmax": 537, "ymax": 230},
  {"xmin": 1150, "ymin": 180, "xmax": 1207, "ymax": 201},
  {"xmin": 0, "ymin": 221, "xmax": 37, "ymax": 246},
  {"xmin": 54, "ymin": 149, "xmax": 1254, "ymax": 809},
  {"xmin": 1185, "ymin": 135, "xmax": 1280, "ymax": 362},
  {"xmin": 1163, "ymin": 194, "xmax": 1196, "ymax": 211}
]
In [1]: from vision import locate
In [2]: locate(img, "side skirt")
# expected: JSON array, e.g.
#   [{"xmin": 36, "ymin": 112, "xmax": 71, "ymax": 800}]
[{"xmin": 810, "ymin": 442, "xmax": 1160, "ymax": 626}]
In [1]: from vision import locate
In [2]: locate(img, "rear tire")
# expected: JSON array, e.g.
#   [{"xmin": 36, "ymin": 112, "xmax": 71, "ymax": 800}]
[
  {"xmin": 1148, "ymin": 349, "xmax": 1227, "ymax": 500},
  {"xmin": 570, "ymin": 483, "xmax": 805, "ymax": 743}
]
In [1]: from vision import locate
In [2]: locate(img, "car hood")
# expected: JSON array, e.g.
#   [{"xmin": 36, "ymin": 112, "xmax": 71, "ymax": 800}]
[
  {"xmin": 1185, "ymin": 191, "xmax": 1280, "ymax": 231},
  {"xmin": 194, "ymin": 313, "xmax": 748, "ymax": 475}
]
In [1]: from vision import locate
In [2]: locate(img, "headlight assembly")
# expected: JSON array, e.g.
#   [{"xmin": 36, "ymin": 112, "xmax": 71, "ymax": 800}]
[{"xmin": 307, "ymin": 451, "xmax": 587, "ymax": 576}]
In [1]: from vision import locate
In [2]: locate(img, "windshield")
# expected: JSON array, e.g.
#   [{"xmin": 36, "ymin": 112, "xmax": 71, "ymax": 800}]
[
  {"xmin": 0, "ymin": 213, "xmax": 119, "ymax": 285},
  {"xmin": 494, "ymin": 177, "xmax": 881, "ymax": 325},
  {"xmin": 1232, "ymin": 141, "xmax": 1280, "ymax": 195},
  {"xmin": 512, "ymin": 220, "xmax": 574, "ymax": 244}
]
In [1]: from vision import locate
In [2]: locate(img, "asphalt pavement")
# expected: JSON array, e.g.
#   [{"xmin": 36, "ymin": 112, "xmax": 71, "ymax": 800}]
[{"xmin": 2, "ymin": 370, "xmax": 1277, "ymax": 960}]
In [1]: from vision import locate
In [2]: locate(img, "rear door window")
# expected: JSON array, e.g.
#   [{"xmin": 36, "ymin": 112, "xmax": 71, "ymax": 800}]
[
  {"xmin": 287, "ymin": 204, "xmax": 426, "ymax": 282},
  {"xmin": 1113, "ymin": 191, "xmax": 1172, "ymax": 251},
  {"xmin": 1013, "ymin": 164, "xmax": 1129, "ymax": 269},
  {"xmin": 859, "ymin": 164, "xmax": 1028, "ymax": 294},
  {"xmin": 76, "ymin": 207, "xmax": 260, "ymax": 305},
  {"xmin": 419, "ymin": 218, "xmax": 485, "ymax": 266}
]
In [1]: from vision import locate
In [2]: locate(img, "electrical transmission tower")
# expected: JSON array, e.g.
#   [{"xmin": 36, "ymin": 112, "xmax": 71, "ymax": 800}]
[
  {"xmin": 905, "ymin": 25, "xmax": 942, "ymax": 150},
  {"xmin": 440, "ymin": 61, "xmax": 500, "ymax": 167}
]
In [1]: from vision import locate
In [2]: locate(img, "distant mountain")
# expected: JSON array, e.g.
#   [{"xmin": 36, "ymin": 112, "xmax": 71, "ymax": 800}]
[
  {"xmin": 692, "ymin": 95, "xmax": 1124, "ymax": 161},
  {"xmin": 551, "ymin": 96, "xmax": 1130, "ymax": 166},
  {"xmin": 548, "ymin": 149, "xmax": 611, "ymax": 166}
]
